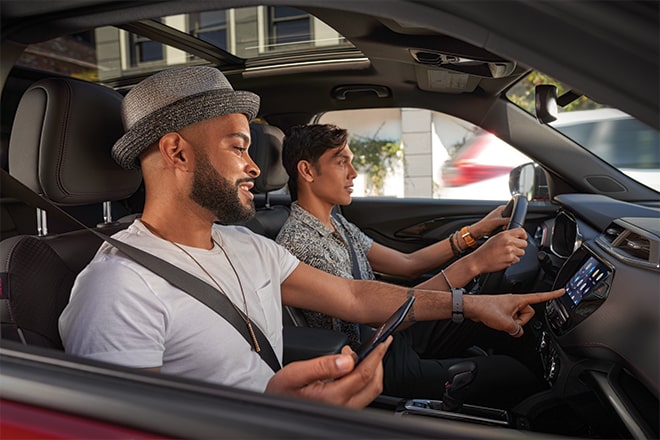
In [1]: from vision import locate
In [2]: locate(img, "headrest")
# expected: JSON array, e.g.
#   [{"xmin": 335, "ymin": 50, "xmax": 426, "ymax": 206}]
[
  {"xmin": 249, "ymin": 123, "xmax": 289, "ymax": 193},
  {"xmin": 8, "ymin": 77, "xmax": 142, "ymax": 205}
]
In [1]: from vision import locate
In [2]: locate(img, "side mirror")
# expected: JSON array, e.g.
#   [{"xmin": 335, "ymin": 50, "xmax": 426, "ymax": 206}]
[
  {"xmin": 509, "ymin": 162, "xmax": 549, "ymax": 201},
  {"xmin": 535, "ymin": 84, "xmax": 558, "ymax": 124}
]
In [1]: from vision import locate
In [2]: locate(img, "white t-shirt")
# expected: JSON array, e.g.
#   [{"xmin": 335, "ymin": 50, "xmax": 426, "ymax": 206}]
[{"xmin": 59, "ymin": 220, "xmax": 299, "ymax": 392}]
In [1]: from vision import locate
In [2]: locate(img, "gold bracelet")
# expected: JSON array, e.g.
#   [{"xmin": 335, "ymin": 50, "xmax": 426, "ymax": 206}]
[{"xmin": 460, "ymin": 226, "xmax": 478, "ymax": 248}]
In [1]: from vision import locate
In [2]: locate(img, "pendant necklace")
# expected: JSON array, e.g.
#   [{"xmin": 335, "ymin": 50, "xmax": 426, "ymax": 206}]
[{"xmin": 142, "ymin": 221, "xmax": 261, "ymax": 352}]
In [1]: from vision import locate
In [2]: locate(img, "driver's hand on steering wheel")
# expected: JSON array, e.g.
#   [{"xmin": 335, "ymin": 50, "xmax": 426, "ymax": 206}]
[
  {"xmin": 469, "ymin": 205, "xmax": 509, "ymax": 238},
  {"xmin": 469, "ymin": 227, "xmax": 527, "ymax": 273}
]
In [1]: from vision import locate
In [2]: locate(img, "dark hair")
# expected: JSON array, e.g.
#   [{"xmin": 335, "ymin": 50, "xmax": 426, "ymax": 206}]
[{"xmin": 282, "ymin": 124, "xmax": 348, "ymax": 199}]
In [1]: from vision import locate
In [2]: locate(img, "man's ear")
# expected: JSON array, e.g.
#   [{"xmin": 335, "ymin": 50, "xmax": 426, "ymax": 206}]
[
  {"xmin": 159, "ymin": 132, "xmax": 192, "ymax": 171},
  {"xmin": 297, "ymin": 160, "xmax": 316, "ymax": 183}
]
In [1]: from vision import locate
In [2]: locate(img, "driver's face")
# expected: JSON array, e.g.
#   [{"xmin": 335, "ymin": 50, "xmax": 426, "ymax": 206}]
[{"xmin": 309, "ymin": 144, "xmax": 358, "ymax": 206}]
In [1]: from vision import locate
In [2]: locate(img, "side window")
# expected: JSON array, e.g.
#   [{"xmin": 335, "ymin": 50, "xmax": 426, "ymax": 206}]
[{"xmin": 317, "ymin": 108, "xmax": 531, "ymax": 200}]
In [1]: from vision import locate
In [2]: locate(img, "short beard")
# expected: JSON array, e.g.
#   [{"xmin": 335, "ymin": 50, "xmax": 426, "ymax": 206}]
[{"xmin": 190, "ymin": 150, "xmax": 255, "ymax": 225}]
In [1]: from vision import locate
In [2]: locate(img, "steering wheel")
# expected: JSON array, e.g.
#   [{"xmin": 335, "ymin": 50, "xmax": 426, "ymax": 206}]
[{"xmin": 473, "ymin": 194, "xmax": 528, "ymax": 294}]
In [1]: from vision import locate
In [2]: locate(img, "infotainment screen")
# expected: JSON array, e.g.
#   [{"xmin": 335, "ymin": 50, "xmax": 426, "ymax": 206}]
[{"xmin": 564, "ymin": 256, "xmax": 610, "ymax": 307}]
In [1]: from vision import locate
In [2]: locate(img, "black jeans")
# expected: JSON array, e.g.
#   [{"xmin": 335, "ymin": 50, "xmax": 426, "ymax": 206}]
[{"xmin": 381, "ymin": 319, "xmax": 544, "ymax": 409}]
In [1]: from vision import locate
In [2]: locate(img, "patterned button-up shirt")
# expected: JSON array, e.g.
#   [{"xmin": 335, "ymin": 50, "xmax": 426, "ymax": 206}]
[{"xmin": 276, "ymin": 201, "xmax": 374, "ymax": 348}]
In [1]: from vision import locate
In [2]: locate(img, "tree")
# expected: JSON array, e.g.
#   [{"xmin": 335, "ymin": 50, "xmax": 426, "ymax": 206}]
[{"xmin": 349, "ymin": 134, "xmax": 402, "ymax": 196}]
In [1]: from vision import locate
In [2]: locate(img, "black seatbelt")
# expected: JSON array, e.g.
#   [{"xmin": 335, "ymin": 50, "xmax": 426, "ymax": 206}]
[
  {"xmin": 331, "ymin": 208, "xmax": 362, "ymax": 280},
  {"xmin": 1, "ymin": 169, "xmax": 281, "ymax": 372},
  {"xmin": 331, "ymin": 207, "xmax": 378, "ymax": 342}
]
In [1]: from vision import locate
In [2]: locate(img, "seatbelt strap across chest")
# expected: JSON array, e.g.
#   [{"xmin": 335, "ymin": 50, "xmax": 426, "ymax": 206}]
[{"xmin": 1, "ymin": 169, "xmax": 281, "ymax": 372}]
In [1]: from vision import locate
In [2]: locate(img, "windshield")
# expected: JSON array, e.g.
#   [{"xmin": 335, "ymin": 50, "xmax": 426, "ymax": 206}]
[{"xmin": 507, "ymin": 72, "xmax": 660, "ymax": 192}]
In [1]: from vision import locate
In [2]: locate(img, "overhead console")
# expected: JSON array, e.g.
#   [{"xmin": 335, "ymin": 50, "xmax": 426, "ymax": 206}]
[{"xmin": 546, "ymin": 245, "xmax": 614, "ymax": 335}]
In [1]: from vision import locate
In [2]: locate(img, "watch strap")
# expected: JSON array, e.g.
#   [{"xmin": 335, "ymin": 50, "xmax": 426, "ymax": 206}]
[
  {"xmin": 460, "ymin": 226, "xmax": 478, "ymax": 248},
  {"xmin": 451, "ymin": 287, "xmax": 465, "ymax": 323}
]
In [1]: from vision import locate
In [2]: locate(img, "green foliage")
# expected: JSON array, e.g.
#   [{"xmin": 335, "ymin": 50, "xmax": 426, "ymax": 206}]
[
  {"xmin": 507, "ymin": 71, "xmax": 604, "ymax": 113},
  {"xmin": 349, "ymin": 135, "xmax": 403, "ymax": 196}
]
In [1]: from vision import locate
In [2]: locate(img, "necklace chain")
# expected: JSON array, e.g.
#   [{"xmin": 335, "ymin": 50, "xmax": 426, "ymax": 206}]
[{"xmin": 141, "ymin": 221, "xmax": 261, "ymax": 352}]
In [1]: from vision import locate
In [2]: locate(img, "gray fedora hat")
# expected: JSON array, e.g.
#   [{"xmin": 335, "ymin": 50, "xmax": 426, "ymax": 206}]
[{"xmin": 112, "ymin": 66, "xmax": 260, "ymax": 170}]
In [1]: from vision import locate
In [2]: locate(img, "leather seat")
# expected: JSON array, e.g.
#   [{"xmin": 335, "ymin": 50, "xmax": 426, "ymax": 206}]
[
  {"xmin": 0, "ymin": 78, "xmax": 345, "ymax": 363},
  {"xmin": 0, "ymin": 77, "xmax": 142, "ymax": 348},
  {"xmin": 244, "ymin": 123, "xmax": 350, "ymax": 359},
  {"xmin": 245, "ymin": 124, "xmax": 375, "ymax": 339},
  {"xmin": 243, "ymin": 123, "xmax": 310, "ymax": 328},
  {"xmin": 244, "ymin": 124, "xmax": 308, "ymax": 327},
  {"xmin": 245, "ymin": 123, "xmax": 292, "ymax": 240}
]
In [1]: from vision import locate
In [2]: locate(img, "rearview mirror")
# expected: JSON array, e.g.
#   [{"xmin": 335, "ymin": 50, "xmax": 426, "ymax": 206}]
[
  {"xmin": 535, "ymin": 84, "xmax": 558, "ymax": 124},
  {"xmin": 509, "ymin": 163, "xmax": 549, "ymax": 201}
]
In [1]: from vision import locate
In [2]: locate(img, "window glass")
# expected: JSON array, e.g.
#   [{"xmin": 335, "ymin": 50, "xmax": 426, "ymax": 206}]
[
  {"xmin": 128, "ymin": 33, "xmax": 163, "ymax": 65},
  {"xmin": 269, "ymin": 6, "xmax": 311, "ymax": 46},
  {"xmin": 14, "ymin": 6, "xmax": 353, "ymax": 83},
  {"xmin": 15, "ymin": 31, "xmax": 100, "ymax": 81},
  {"xmin": 318, "ymin": 108, "xmax": 532, "ymax": 200},
  {"xmin": 507, "ymin": 71, "xmax": 660, "ymax": 192},
  {"xmin": 191, "ymin": 11, "xmax": 228, "ymax": 49}
]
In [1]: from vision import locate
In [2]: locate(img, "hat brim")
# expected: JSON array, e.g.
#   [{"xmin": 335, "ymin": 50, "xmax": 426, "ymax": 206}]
[{"xmin": 112, "ymin": 88, "xmax": 260, "ymax": 170}]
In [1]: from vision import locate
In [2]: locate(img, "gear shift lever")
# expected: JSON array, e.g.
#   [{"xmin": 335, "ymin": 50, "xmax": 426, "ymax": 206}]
[
  {"xmin": 399, "ymin": 360, "xmax": 510, "ymax": 426},
  {"xmin": 441, "ymin": 360, "xmax": 478, "ymax": 411}
]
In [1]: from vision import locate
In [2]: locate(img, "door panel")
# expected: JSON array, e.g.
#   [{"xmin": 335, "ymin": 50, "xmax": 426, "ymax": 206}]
[{"xmin": 341, "ymin": 197, "xmax": 557, "ymax": 254}]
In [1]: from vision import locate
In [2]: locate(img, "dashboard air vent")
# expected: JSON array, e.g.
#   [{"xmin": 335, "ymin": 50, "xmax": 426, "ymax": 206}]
[
  {"xmin": 616, "ymin": 231, "xmax": 651, "ymax": 261},
  {"xmin": 596, "ymin": 220, "xmax": 659, "ymax": 271},
  {"xmin": 602, "ymin": 224, "xmax": 625, "ymax": 243}
]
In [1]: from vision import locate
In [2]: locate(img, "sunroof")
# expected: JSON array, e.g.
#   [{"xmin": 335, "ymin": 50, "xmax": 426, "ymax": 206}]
[{"xmin": 15, "ymin": 5, "xmax": 354, "ymax": 83}]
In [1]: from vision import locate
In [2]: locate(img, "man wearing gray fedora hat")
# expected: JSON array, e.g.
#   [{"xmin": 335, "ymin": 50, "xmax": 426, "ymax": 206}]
[{"xmin": 60, "ymin": 66, "xmax": 563, "ymax": 408}]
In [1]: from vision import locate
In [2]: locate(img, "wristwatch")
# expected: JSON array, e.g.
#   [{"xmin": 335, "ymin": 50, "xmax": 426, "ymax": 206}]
[
  {"xmin": 460, "ymin": 226, "xmax": 478, "ymax": 248},
  {"xmin": 451, "ymin": 287, "xmax": 465, "ymax": 323}
]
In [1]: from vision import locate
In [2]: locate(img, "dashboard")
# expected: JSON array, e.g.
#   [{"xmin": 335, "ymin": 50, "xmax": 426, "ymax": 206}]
[{"xmin": 530, "ymin": 194, "xmax": 659, "ymax": 438}]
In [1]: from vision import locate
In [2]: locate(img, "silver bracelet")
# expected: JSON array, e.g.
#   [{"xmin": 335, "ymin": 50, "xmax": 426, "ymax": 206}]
[{"xmin": 440, "ymin": 269, "xmax": 454, "ymax": 290}]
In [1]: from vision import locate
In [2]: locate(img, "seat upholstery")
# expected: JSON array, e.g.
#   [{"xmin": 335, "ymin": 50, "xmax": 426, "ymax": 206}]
[
  {"xmin": 1, "ymin": 77, "xmax": 141, "ymax": 349},
  {"xmin": 245, "ymin": 123, "xmax": 292, "ymax": 240},
  {"xmin": 243, "ymin": 124, "xmax": 311, "ymax": 328},
  {"xmin": 8, "ymin": 77, "xmax": 141, "ymax": 204},
  {"xmin": 245, "ymin": 124, "xmax": 373, "ymax": 339},
  {"xmin": 0, "ymin": 80, "xmax": 345, "ymax": 359}
]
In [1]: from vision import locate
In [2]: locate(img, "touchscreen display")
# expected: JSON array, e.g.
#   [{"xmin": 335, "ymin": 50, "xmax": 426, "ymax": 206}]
[{"xmin": 564, "ymin": 256, "xmax": 610, "ymax": 307}]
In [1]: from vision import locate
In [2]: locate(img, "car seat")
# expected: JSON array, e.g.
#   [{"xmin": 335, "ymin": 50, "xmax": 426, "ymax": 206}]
[
  {"xmin": 0, "ymin": 77, "xmax": 142, "ymax": 348},
  {"xmin": 245, "ymin": 123, "xmax": 292, "ymax": 239},
  {"xmin": 243, "ymin": 123, "xmax": 312, "ymax": 328}
]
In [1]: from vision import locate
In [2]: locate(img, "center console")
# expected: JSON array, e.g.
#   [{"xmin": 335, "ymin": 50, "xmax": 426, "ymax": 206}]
[
  {"xmin": 397, "ymin": 399, "xmax": 511, "ymax": 426},
  {"xmin": 539, "ymin": 244, "xmax": 614, "ymax": 383},
  {"xmin": 546, "ymin": 245, "xmax": 614, "ymax": 335},
  {"xmin": 395, "ymin": 245, "xmax": 616, "ymax": 426}
]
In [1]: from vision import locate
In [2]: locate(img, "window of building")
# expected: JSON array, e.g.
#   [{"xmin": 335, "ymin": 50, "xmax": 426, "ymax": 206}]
[
  {"xmin": 268, "ymin": 6, "xmax": 311, "ymax": 47},
  {"xmin": 189, "ymin": 11, "xmax": 228, "ymax": 50},
  {"xmin": 128, "ymin": 33, "xmax": 163, "ymax": 66}
]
